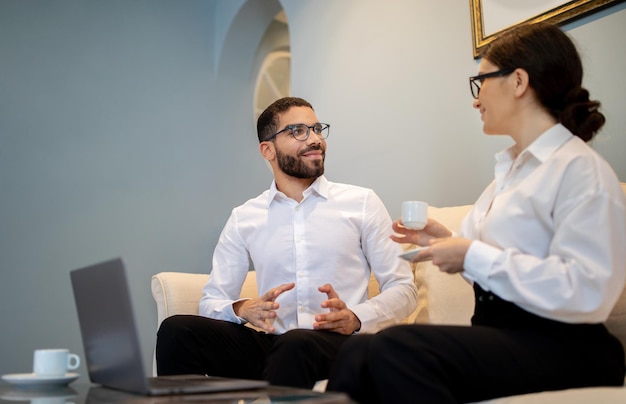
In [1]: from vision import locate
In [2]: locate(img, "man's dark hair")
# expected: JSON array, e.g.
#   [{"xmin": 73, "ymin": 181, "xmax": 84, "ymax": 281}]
[{"xmin": 256, "ymin": 97, "xmax": 314, "ymax": 143}]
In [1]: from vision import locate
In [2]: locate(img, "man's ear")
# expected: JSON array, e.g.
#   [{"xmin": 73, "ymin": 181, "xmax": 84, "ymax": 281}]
[
  {"xmin": 513, "ymin": 68, "xmax": 530, "ymax": 98},
  {"xmin": 259, "ymin": 141, "xmax": 274, "ymax": 161}
]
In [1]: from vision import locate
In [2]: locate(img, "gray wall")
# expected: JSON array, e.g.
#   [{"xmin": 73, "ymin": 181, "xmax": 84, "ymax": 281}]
[{"xmin": 1, "ymin": 0, "xmax": 625, "ymax": 378}]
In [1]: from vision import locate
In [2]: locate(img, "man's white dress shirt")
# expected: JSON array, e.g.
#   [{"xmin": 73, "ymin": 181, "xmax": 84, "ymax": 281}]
[{"xmin": 200, "ymin": 176, "xmax": 418, "ymax": 334}]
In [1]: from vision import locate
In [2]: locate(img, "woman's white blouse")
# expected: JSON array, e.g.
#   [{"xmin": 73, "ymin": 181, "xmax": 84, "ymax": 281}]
[{"xmin": 461, "ymin": 124, "xmax": 626, "ymax": 323}]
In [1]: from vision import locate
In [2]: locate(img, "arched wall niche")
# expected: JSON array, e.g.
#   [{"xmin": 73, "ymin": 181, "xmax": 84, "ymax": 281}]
[
  {"xmin": 216, "ymin": 0, "xmax": 290, "ymax": 127},
  {"xmin": 252, "ymin": 11, "xmax": 291, "ymax": 122},
  {"xmin": 216, "ymin": 0, "xmax": 283, "ymax": 91},
  {"xmin": 210, "ymin": 0, "xmax": 290, "ymax": 203}
]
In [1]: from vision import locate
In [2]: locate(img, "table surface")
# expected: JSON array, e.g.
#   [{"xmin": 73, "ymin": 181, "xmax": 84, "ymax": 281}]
[{"xmin": 0, "ymin": 382, "xmax": 353, "ymax": 403}]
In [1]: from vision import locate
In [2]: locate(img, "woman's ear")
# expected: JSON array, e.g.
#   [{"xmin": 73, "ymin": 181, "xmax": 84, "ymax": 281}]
[{"xmin": 513, "ymin": 68, "xmax": 530, "ymax": 98}]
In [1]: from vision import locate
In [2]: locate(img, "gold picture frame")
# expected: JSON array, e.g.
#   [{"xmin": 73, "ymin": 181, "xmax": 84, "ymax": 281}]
[{"xmin": 470, "ymin": 0, "xmax": 625, "ymax": 58}]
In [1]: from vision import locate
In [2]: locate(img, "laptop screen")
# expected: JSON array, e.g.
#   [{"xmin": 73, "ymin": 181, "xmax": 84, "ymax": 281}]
[{"xmin": 70, "ymin": 258, "xmax": 151, "ymax": 394}]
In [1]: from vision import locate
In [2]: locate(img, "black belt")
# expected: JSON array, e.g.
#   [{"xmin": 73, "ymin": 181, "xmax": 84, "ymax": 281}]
[{"xmin": 471, "ymin": 283, "xmax": 602, "ymax": 333}]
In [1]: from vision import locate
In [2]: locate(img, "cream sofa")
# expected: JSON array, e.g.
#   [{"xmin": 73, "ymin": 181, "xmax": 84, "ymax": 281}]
[{"xmin": 151, "ymin": 183, "xmax": 626, "ymax": 403}]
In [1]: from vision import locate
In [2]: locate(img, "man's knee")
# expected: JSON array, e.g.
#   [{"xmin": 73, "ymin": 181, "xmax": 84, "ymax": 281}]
[
  {"xmin": 158, "ymin": 315, "xmax": 195, "ymax": 343},
  {"xmin": 273, "ymin": 329, "xmax": 316, "ymax": 350},
  {"xmin": 339, "ymin": 333, "xmax": 373, "ymax": 355},
  {"xmin": 374, "ymin": 324, "xmax": 438, "ymax": 350}
]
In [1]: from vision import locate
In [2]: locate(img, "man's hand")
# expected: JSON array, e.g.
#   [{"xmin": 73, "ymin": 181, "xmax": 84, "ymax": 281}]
[
  {"xmin": 313, "ymin": 284, "xmax": 361, "ymax": 335},
  {"xmin": 233, "ymin": 283, "xmax": 294, "ymax": 333}
]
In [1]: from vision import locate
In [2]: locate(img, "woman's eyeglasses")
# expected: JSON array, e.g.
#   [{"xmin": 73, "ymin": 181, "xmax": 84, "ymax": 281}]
[{"xmin": 469, "ymin": 68, "xmax": 515, "ymax": 99}]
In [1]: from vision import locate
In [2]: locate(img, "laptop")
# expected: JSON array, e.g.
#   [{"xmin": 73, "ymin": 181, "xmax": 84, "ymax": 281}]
[{"xmin": 70, "ymin": 258, "xmax": 268, "ymax": 396}]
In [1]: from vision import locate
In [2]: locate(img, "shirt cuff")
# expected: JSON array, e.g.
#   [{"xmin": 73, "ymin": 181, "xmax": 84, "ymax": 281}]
[
  {"xmin": 350, "ymin": 305, "xmax": 375, "ymax": 334},
  {"xmin": 463, "ymin": 240, "xmax": 501, "ymax": 290},
  {"xmin": 217, "ymin": 298, "xmax": 249, "ymax": 324}
]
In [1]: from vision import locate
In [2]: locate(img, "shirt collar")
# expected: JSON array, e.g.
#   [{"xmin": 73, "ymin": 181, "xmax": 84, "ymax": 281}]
[
  {"xmin": 525, "ymin": 123, "xmax": 573, "ymax": 163},
  {"xmin": 496, "ymin": 123, "xmax": 573, "ymax": 164},
  {"xmin": 267, "ymin": 175, "xmax": 329, "ymax": 206}
]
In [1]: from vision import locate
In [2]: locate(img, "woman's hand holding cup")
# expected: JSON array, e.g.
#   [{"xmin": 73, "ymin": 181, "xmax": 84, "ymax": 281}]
[{"xmin": 391, "ymin": 201, "xmax": 452, "ymax": 246}]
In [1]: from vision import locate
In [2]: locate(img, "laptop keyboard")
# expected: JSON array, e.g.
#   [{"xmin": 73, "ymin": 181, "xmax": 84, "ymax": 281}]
[{"xmin": 149, "ymin": 375, "xmax": 217, "ymax": 387}]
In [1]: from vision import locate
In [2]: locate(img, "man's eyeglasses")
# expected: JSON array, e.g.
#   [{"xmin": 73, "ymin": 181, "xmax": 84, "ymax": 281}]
[
  {"xmin": 264, "ymin": 123, "xmax": 330, "ymax": 142},
  {"xmin": 469, "ymin": 68, "xmax": 515, "ymax": 99}
]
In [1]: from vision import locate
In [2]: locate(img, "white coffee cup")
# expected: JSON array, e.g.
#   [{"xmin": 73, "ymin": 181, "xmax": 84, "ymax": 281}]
[
  {"xmin": 401, "ymin": 201, "xmax": 428, "ymax": 230},
  {"xmin": 33, "ymin": 349, "xmax": 80, "ymax": 377}
]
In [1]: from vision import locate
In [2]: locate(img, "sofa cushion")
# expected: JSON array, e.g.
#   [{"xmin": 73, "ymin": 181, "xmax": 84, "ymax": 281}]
[
  {"xmin": 609, "ymin": 180, "xmax": 626, "ymax": 355},
  {"xmin": 412, "ymin": 204, "xmax": 475, "ymax": 325}
]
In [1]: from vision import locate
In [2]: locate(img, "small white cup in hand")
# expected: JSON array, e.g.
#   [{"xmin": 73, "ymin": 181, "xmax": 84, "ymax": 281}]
[
  {"xmin": 401, "ymin": 201, "xmax": 428, "ymax": 230},
  {"xmin": 33, "ymin": 349, "xmax": 80, "ymax": 377}
]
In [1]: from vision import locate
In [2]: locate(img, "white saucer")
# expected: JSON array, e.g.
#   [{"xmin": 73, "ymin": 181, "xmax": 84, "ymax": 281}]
[
  {"xmin": 1, "ymin": 373, "xmax": 79, "ymax": 388},
  {"xmin": 0, "ymin": 386, "xmax": 76, "ymax": 401},
  {"xmin": 399, "ymin": 246, "xmax": 428, "ymax": 261}
]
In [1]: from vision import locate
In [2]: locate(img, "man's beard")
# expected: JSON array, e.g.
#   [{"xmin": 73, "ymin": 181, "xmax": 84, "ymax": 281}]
[{"xmin": 276, "ymin": 145, "xmax": 325, "ymax": 179}]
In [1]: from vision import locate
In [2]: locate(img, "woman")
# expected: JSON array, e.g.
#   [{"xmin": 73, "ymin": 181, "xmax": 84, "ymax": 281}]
[{"xmin": 327, "ymin": 22, "xmax": 626, "ymax": 403}]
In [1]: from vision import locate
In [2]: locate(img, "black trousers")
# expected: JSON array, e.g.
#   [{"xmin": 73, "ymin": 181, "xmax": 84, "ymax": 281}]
[
  {"xmin": 327, "ymin": 285, "xmax": 625, "ymax": 403},
  {"xmin": 156, "ymin": 315, "xmax": 351, "ymax": 388}
]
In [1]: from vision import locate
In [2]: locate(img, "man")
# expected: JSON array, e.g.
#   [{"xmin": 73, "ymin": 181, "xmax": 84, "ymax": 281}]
[{"xmin": 156, "ymin": 97, "xmax": 417, "ymax": 388}]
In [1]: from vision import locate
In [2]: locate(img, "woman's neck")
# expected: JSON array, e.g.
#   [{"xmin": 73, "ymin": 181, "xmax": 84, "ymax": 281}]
[{"xmin": 510, "ymin": 109, "xmax": 557, "ymax": 156}]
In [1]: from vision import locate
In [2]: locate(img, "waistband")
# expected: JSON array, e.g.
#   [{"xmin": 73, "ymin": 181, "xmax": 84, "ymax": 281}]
[{"xmin": 471, "ymin": 283, "xmax": 604, "ymax": 333}]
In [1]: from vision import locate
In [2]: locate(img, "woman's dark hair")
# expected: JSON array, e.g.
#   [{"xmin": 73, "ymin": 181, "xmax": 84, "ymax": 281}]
[
  {"xmin": 481, "ymin": 22, "xmax": 604, "ymax": 142},
  {"xmin": 256, "ymin": 97, "xmax": 313, "ymax": 143}
]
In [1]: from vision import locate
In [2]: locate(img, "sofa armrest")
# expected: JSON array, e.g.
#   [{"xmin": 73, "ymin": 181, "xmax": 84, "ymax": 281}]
[
  {"xmin": 411, "ymin": 204, "xmax": 475, "ymax": 325},
  {"xmin": 151, "ymin": 272, "xmax": 209, "ymax": 327},
  {"xmin": 151, "ymin": 271, "xmax": 262, "ymax": 328}
]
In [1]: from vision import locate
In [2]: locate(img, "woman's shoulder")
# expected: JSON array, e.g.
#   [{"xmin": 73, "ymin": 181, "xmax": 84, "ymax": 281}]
[{"xmin": 554, "ymin": 137, "xmax": 624, "ymax": 203}]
